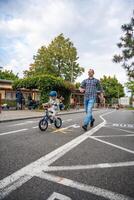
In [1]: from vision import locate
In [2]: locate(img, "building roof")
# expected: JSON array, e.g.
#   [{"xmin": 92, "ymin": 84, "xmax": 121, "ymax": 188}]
[{"xmin": 0, "ymin": 79, "xmax": 13, "ymax": 84}]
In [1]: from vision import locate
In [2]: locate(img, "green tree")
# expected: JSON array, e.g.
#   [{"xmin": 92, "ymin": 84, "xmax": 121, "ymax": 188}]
[
  {"xmin": 100, "ymin": 76, "xmax": 125, "ymax": 103},
  {"xmin": 0, "ymin": 69, "xmax": 19, "ymax": 80},
  {"xmin": 24, "ymin": 34, "xmax": 84, "ymax": 82},
  {"xmin": 126, "ymin": 81, "xmax": 134, "ymax": 93},
  {"xmin": 125, "ymin": 81, "xmax": 134, "ymax": 105},
  {"xmin": 113, "ymin": 11, "xmax": 134, "ymax": 78}
]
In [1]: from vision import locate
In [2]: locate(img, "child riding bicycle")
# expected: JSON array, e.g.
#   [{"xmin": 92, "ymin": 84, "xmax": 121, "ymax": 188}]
[
  {"xmin": 43, "ymin": 91, "xmax": 59, "ymax": 122},
  {"xmin": 39, "ymin": 91, "xmax": 62, "ymax": 131}
]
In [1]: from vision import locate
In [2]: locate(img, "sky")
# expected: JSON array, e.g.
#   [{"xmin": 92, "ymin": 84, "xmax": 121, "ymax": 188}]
[{"xmin": 0, "ymin": 0, "xmax": 133, "ymax": 90}]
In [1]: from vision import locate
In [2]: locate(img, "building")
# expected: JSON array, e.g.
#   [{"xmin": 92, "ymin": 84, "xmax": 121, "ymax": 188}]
[
  {"xmin": 119, "ymin": 97, "xmax": 130, "ymax": 106},
  {"xmin": 0, "ymin": 79, "xmax": 84, "ymax": 109},
  {"xmin": 0, "ymin": 79, "xmax": 40, "ymax": 108},
  {"xmin": 70, "ymin": 89, "xmax": 84, "ymax": 108}
]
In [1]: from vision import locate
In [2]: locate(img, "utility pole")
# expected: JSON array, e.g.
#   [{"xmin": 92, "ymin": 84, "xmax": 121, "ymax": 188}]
[
  {"xmin": 0, "ymin": 66, "xmax": 3, "ymax": 113},
  {"xmin": 118, "ymin": 86, "xmax": 120, "ymax": 104},
  {"xmin": 71, "ymin": 62, "xmax": 73, "ymax": 83}
]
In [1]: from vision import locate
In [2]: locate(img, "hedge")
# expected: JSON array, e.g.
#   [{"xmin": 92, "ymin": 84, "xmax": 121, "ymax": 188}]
[{"xmin": 13, "ymin": 75, "xmax": 75, "ymax": 105}]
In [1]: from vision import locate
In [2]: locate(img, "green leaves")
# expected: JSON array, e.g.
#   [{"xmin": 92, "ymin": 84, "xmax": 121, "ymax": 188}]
[
  {"xmin": 24, "ymin": 33, "xmax": 84, "ymax": 82},
  {"xmin": 100, "ymin": 76, "xmax": 124, "ymax": 103},
  {"xmin": 125, "ymin": 81, "xmax": 134, "ymax": 93},
  {"xmin": 0, "ymin": 70, "xmax": 19, "ymax": 81},
  {"xmin": 13, "ymin": 75, "xmax": 75, "ymax": 104},
  {"xmin": 113, "ymin": 12, "xmax": 134, "ymax": 78}
]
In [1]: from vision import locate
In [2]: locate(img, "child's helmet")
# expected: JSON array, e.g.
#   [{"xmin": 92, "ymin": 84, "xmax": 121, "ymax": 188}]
[{"xmin": 49, "ymin": 91, "xmax": 57, "ymax": 97}]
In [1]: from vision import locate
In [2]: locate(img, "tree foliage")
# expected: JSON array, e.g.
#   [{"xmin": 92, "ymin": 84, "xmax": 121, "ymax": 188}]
[
  {"xmin": 126, "ymin": 81, "xmax": 134, "ymax": 93},
  {"xmin": 13, "ymin": 75, "xmax": 75, "ymax": 104},
  {"xmin": 24, "ymin": 34, "xmax": 84, "ymax": 82},
  {"xmin": 0, "ymin": 69, "xmax": 19, "ymax": 80},
  {"xmin": 100, "ymin": 76, "xmax": 125, "ymax": 103},
  {"xmin": 113, "ymin": 11, "xmax": 134, "ymax": 78}
]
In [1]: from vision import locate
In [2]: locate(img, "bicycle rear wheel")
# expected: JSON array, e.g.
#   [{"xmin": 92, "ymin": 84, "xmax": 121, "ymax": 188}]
[
  {"xmin": 39, "ymin": 119, "xmax": 48, "ymax": 131},
  {"xmin": 54, "ymin": 117, "xmax": 62, "ymax": 128}
]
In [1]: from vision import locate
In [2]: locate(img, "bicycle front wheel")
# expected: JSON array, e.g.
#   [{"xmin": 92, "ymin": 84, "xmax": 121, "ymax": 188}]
[
  {"xmin": 54, "ymin": 117, "xmax": 62, "ymax": 128},
  {"xmin": 39, "ymin": 119, "xmax": 48, "ymax": 131}
]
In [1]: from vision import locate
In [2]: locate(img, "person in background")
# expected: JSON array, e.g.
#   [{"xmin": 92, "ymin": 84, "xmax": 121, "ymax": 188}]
[
  {"xmin": 16, "ymin": 89, "xmax": 23, "ymax": 110},
  {"xmin": 80, "ymin": 68, "xmax": 103, "ymax": 131},
  {"xmin": 59, "ymin": 96, "xmax": 65, "ymax": 111},
  {"xmin": 28, "ymin": 93, "xmax": 33, "ymax": 110}
]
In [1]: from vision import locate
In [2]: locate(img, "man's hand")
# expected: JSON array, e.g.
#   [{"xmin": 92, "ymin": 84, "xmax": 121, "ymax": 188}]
[
  {"xmin": 42, "ymin": 103, "xmax": 51, "ymax": 108},
  {"xmin": 79, "ymin": 87, "xmax": 85, "ymax": 93}
]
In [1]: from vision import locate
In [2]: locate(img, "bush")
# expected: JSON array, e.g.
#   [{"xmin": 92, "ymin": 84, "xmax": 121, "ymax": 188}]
[{"xmin": 13, "ymin": 75, "xmax": 75, "ymax": 105}]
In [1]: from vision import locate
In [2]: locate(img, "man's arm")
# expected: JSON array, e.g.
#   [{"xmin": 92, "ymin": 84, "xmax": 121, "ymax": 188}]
[
  {"xmin": 97, "ymin": 80, "xmax": 104, "ymax": 98},
  {"xmin": 79, "ymin": 79, "xmax": 86, "ymax": 93}
]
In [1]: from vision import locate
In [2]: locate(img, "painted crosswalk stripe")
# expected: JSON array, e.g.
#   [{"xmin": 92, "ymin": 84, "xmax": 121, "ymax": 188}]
[
  {"xmin": 44, "ymin": 161, "xmax": 134, "ymax": 172},
  {"xmin": 0, "ymin": 129, "xmax": 28, "ymax": 136},
  {"xmin": 0, "ymin": 110, "xmax": 114, "ymax": 199},
  {"xmin": 36, "ymin": 172, "xmax": 133, "ymax": 200}
]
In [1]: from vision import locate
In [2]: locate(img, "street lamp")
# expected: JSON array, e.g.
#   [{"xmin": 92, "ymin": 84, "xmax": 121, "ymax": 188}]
[{"xmin": 0, "ymin": 66, "xmax": 3, "ymax": 70}]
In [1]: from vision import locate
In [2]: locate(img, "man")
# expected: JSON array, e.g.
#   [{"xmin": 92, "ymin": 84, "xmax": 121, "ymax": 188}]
[
  {"xmin": 80, "ymin": 69, "xmax": 103, "ymax": 131},
  {"xmin": 16, "ymin": 89, "xmax": 23, "ymax": 110}
]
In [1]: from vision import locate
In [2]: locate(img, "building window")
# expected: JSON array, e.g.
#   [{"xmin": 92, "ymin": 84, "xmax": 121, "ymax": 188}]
[{"xmin": 6, "ymin": 92, "xmax": 12, "ymax": 100}]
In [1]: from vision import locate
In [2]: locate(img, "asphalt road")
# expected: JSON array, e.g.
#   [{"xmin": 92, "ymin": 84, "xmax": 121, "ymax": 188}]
[{"xmin": 0, "ymin": 109, "xmax": 134, "ymax": 200}]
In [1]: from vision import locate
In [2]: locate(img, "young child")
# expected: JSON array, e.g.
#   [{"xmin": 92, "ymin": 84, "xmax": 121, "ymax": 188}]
[{"xmin": 43, "ymin": 91, "xmax": 59, "ymax": 121}]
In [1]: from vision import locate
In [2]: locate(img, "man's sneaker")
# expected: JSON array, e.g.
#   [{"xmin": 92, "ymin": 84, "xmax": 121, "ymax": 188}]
[
  {"xmin": 90, "ymin": 118, "xmax": 95, "ymax": 127},
  {"xmin": 82, "ymin": 125, "xmax": 87, "ymax": 131}
]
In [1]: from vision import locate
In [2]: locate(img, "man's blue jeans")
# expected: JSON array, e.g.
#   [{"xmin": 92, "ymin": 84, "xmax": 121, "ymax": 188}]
[{"xmin": 84, "ymin": 98, "xmax": 95, "ymax": 126}]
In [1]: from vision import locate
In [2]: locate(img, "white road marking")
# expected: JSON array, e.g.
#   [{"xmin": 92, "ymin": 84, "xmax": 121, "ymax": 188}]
[
  {"xmin": 0, "ymin": 110, "xmax": 115, "ymax": 199},
  {"xmin": 9, "ymin": 121, "xmax": 35, "ymax": 127},
  {"xmin": 94, "ymin": 134, "xmax": 134, "ymax": 138},
  {"xmin": 0, "ymin": 129, "xmax": 28, "ymax": 136},
  {"xmin": 44, "ymin": 161, "xmax": 134, "ymax": 172},
  {"xmin": 104, "ymin": 126, "xmax": 134, "ymax": 134},
  {"xmin": 107, "ymin": 123, "xmax": 134, "ymax": 129},
  {"xmin": 47, "ymin": 192, "xmax": 72, "ymax": 200},
  {"xmin": 0, "ymin": 175, "xmax": 32, "ymax": 199},
  {"xmin": 52, "ymin": 124, "xmax": 80, "ymax": 133},
  {"xmin": 32, "ymin": 126, "xmax": 38, "ymax": 129},
  {"xmin": 63, "ymin": 119, "xmax": 72, "ymax": 122},
  {"xmin": 36, "ymin": 172, "xmax": 133, "ymax": 200},
  {"xmin": 90, "ymin": 137, "xmax": 134, "ymax": 154}
]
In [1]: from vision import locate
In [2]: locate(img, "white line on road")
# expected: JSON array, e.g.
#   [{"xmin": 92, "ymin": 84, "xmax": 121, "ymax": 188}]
[
  {"xmin": 36, "ymin": 172, "xmax": 133, "ymax": 200},
  {"xmin": 63, "ymin": 119, "xmax": 72, "ymax": 122},
  {"xmin": 9, "ymin": 121, "xmax": 35, "ymax": 127},
  {"xmin": 94, "ymin": 134, "xmax": 134, "ymax": 138},
  {"xmin": 0, "ymin": 175, "xmax": 32, "ymax": 199},
  {"xmin": 44, "ymin": 161, "xmax": 134, "ymax": 172},
  {"xmin": 0, "ymin": 129, "xmax": 28, "ymax": 136},
  {"xmin": 90, "ymin": 136, "xmax": 134, "ymax": 154},
  {"xmin": 32, "ymin": 126, "xmax": 38, "ymax": 129},
  {"xmin": 47, "ymin": 192, "xmax": 71, "ymax": 200},
  {"xmin": 0, "ymin": 110, "xmax": 114, "ymax": 199},
  {"xmin": 104, "ymin": 126, "xmax": 134, "ymax": 134}
]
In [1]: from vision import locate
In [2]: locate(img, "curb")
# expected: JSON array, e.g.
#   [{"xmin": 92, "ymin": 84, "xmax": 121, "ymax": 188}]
[{"xmin": 0, "ymin": 110, "xmax": 85, "ymax": 123}]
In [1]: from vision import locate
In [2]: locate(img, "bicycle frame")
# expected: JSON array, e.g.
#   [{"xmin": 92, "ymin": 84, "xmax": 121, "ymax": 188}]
[{"xmin": 42, "ymin": 108, "xmax": 54, "ymax": 123}]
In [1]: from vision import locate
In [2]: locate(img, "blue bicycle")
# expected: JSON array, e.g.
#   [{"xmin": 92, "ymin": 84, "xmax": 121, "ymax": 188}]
[{"xmin": 39, "ymin": 106, "xmax": 62, "ymax": 131}]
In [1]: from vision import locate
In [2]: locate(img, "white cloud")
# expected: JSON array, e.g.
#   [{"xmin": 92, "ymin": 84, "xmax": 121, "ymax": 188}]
[
  {"xmin": 0, "ymin": 0, "xmax": 133, "ymax": 85},
  {"xmin": 77, "ymin": 52, "xmax": 128, "ymax": 85}
]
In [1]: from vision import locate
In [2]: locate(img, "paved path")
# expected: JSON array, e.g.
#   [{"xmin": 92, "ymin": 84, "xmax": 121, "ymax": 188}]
[
  {"xmin": 0, "ymin": 109, "xmax": 85, "ymax": 122},
  {"xmin": 0, "ymin": 109, "xmax": 134, "ymax": 199}
]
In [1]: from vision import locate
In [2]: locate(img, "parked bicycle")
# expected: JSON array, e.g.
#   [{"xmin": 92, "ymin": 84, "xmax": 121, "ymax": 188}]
[{"xmin": 39, "ymin": 105, "xmax": 62, "ymax": 131}]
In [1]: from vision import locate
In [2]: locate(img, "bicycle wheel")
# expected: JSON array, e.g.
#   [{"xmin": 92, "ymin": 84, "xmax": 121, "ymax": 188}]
[
  {"xmin": 39, "ymin": 119, "xmax": 48, "ymax": 131},
  {"xmin": 54, "ymin": 117, "xmax": 62, "ymax": 128}
]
